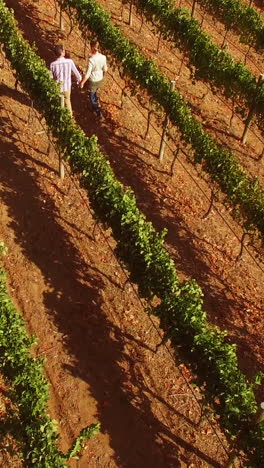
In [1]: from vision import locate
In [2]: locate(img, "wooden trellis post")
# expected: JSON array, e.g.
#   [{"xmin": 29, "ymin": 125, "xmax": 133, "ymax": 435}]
[
  {"xmin": 129, "ymin": 0, "xmax": 133, "ymax": 27},
  {"xmin": 59, "ymin": 154, "xmax": 65, "ymax": 180},
  {"xmin": 156, "ymin": 31, "xmax": 162, "ymax": 53},
  {"xmin": 241, "ymin": 74, "xmax": 264, "ymax": 144},
  {"xmin": 59, "ymin": 3, "xmax": 64, "ymax": 31},
  {"xmin": 191, "ymin": 0, "xmax": 197, "ymax": 17},
  {"xmin": 229, "ymin": 98, "xmax": 236, "ymax": 128},
  {"xmin": 159, "ymin": 80, "xmax": 176, "ymax": 161}
]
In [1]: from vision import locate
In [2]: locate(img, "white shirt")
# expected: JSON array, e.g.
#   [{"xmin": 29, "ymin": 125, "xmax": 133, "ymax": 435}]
[{"xmin": 85, "ymin": 52, "xmax": 107, "ymax": 82}]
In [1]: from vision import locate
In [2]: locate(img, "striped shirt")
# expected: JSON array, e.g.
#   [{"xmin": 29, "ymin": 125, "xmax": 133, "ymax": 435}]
[
  {"xmin": 50, "ymin": 57, "xmax": 82, "ymax": 92},
  {"xmin": 85, "ymin": 52, "xmax": 107, "ymax": 83}
]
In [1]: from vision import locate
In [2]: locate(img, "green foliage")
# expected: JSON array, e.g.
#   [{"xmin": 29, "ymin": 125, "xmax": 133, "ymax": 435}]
[
  {"xmin": 197, "ymin": 0, "xmax": 264, "ymax": 49},
  {"xmin": 0, "ymin": 241, "xmax": 8, "ymax": 255},
  {"xmin": 123, "ymin": 0, "xmax": 262, "ymax": 114},
  {"xmin": 0, "ymin": 264, "xmax": 99, "ymax": 466},
  {"xmin": 0, "ymin": 1, "xmax": 263, "ymax": 464},
  {"xmin": 61, "ymin": 0, "xmax": 264, "ymax": 239},
  {"xmin": 63, "ymin": 424, "xmax": 100, "ymax": 460}
]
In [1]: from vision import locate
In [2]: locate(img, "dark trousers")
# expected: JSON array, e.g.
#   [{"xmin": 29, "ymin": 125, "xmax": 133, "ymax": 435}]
[
  {"xmin": 89, "ymin": 91, "xmax": 101, "ymax": 116},
  {"xmin": 88, "ymin": 79, "xmax": 103, "ymax": 117}
]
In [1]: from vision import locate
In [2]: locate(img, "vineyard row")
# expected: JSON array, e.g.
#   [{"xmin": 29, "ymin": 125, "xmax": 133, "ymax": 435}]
[
  {"xmin": 0, "ymin": 246, "xmax": 99, "ymax": 467},
  {"xmin": 60, "ymin": 0, "xmax": 264, "ymax": 240},
  {"xmin": 0, "ymin": 1, "xmax": 263, "ymax": 464},
  {"xmin": 190, "ymin": 0, "xmax": 264, "ymax": 50},
  {"xmin": 121, "ymin": 0, "xmax": 264, "ymax": 132}
]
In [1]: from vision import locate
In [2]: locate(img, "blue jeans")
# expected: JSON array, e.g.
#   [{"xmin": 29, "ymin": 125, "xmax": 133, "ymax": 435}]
[
  {"xmin": 88, "ymin": 79, "xmax": 103, "ymax": 117},
  {"xmin": 89, "ymin": 91, "xmax": 101, "ymax": 116}
]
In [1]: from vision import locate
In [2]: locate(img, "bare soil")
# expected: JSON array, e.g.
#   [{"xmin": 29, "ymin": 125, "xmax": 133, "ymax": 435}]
[{"xmin": 0, "ymin": 1, "xmax": 263, "ymax": 467}]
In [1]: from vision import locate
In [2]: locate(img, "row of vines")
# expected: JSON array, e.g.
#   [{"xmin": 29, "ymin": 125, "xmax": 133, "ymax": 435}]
[
  {"xmin": 189, "ymin": 0, "xmax": 264, "ymax": 50},
  {"xmin": 60, "ymin": 0, "xmax": 264, "ymax": 241},
  {"xmin": 1, "ymin": 1, "xmax": 263, "ymax": 465},
  {"xmin": 120, "ymin": 0, "xmax": 264, "ymax": 131},
  {"xmin": 0, "ymin": 242, "xmax": 99, "ymax": 467}
]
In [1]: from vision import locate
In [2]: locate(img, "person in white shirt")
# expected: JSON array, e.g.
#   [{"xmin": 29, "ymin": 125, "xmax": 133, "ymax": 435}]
[
  {"xmin": 80, "ymin": 40, "xmax": 107, "ymax": 119},
  {"xmin": 50, "ymin": 44, "xmax": 81, "ymax": 117}
]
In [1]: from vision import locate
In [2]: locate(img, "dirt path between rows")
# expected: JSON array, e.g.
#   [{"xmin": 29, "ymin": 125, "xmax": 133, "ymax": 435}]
[{"xmin": 0, "ymin": 0, "xmax": 264, "ymax": 466}]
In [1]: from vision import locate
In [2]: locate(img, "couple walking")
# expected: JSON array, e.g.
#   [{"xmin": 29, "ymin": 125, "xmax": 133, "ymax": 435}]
[{"xmin": 50, "ymin": 40, "xmax": 107, "ymax": 119}]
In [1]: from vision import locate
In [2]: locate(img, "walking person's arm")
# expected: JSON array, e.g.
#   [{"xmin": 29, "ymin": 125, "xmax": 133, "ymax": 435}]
[
  {"xmin": 79, "ymin": 59, "xmax": 92, "ymax": 88},
  {"xmin": 70, "ymin": 60, "xmax": 82, "ymax": 84},
  {"xmin": 103, "ymin": 56, "xmax": 107, "ymax": 74},
  {"xmin": 50, "ymin": 63, "xmax": 55, "ymax": 80}
]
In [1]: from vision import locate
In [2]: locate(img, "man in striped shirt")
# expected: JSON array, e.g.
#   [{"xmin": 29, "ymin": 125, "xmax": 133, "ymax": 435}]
[{"xmin": 50, "ymin": 44, "xmax": 81, "ymax": 117}]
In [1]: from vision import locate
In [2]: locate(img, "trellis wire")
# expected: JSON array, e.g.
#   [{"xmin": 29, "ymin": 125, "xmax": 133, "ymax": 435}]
[{"xmin": 44, "ymin": 0, "xmax": 264, "ymax": 272}]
